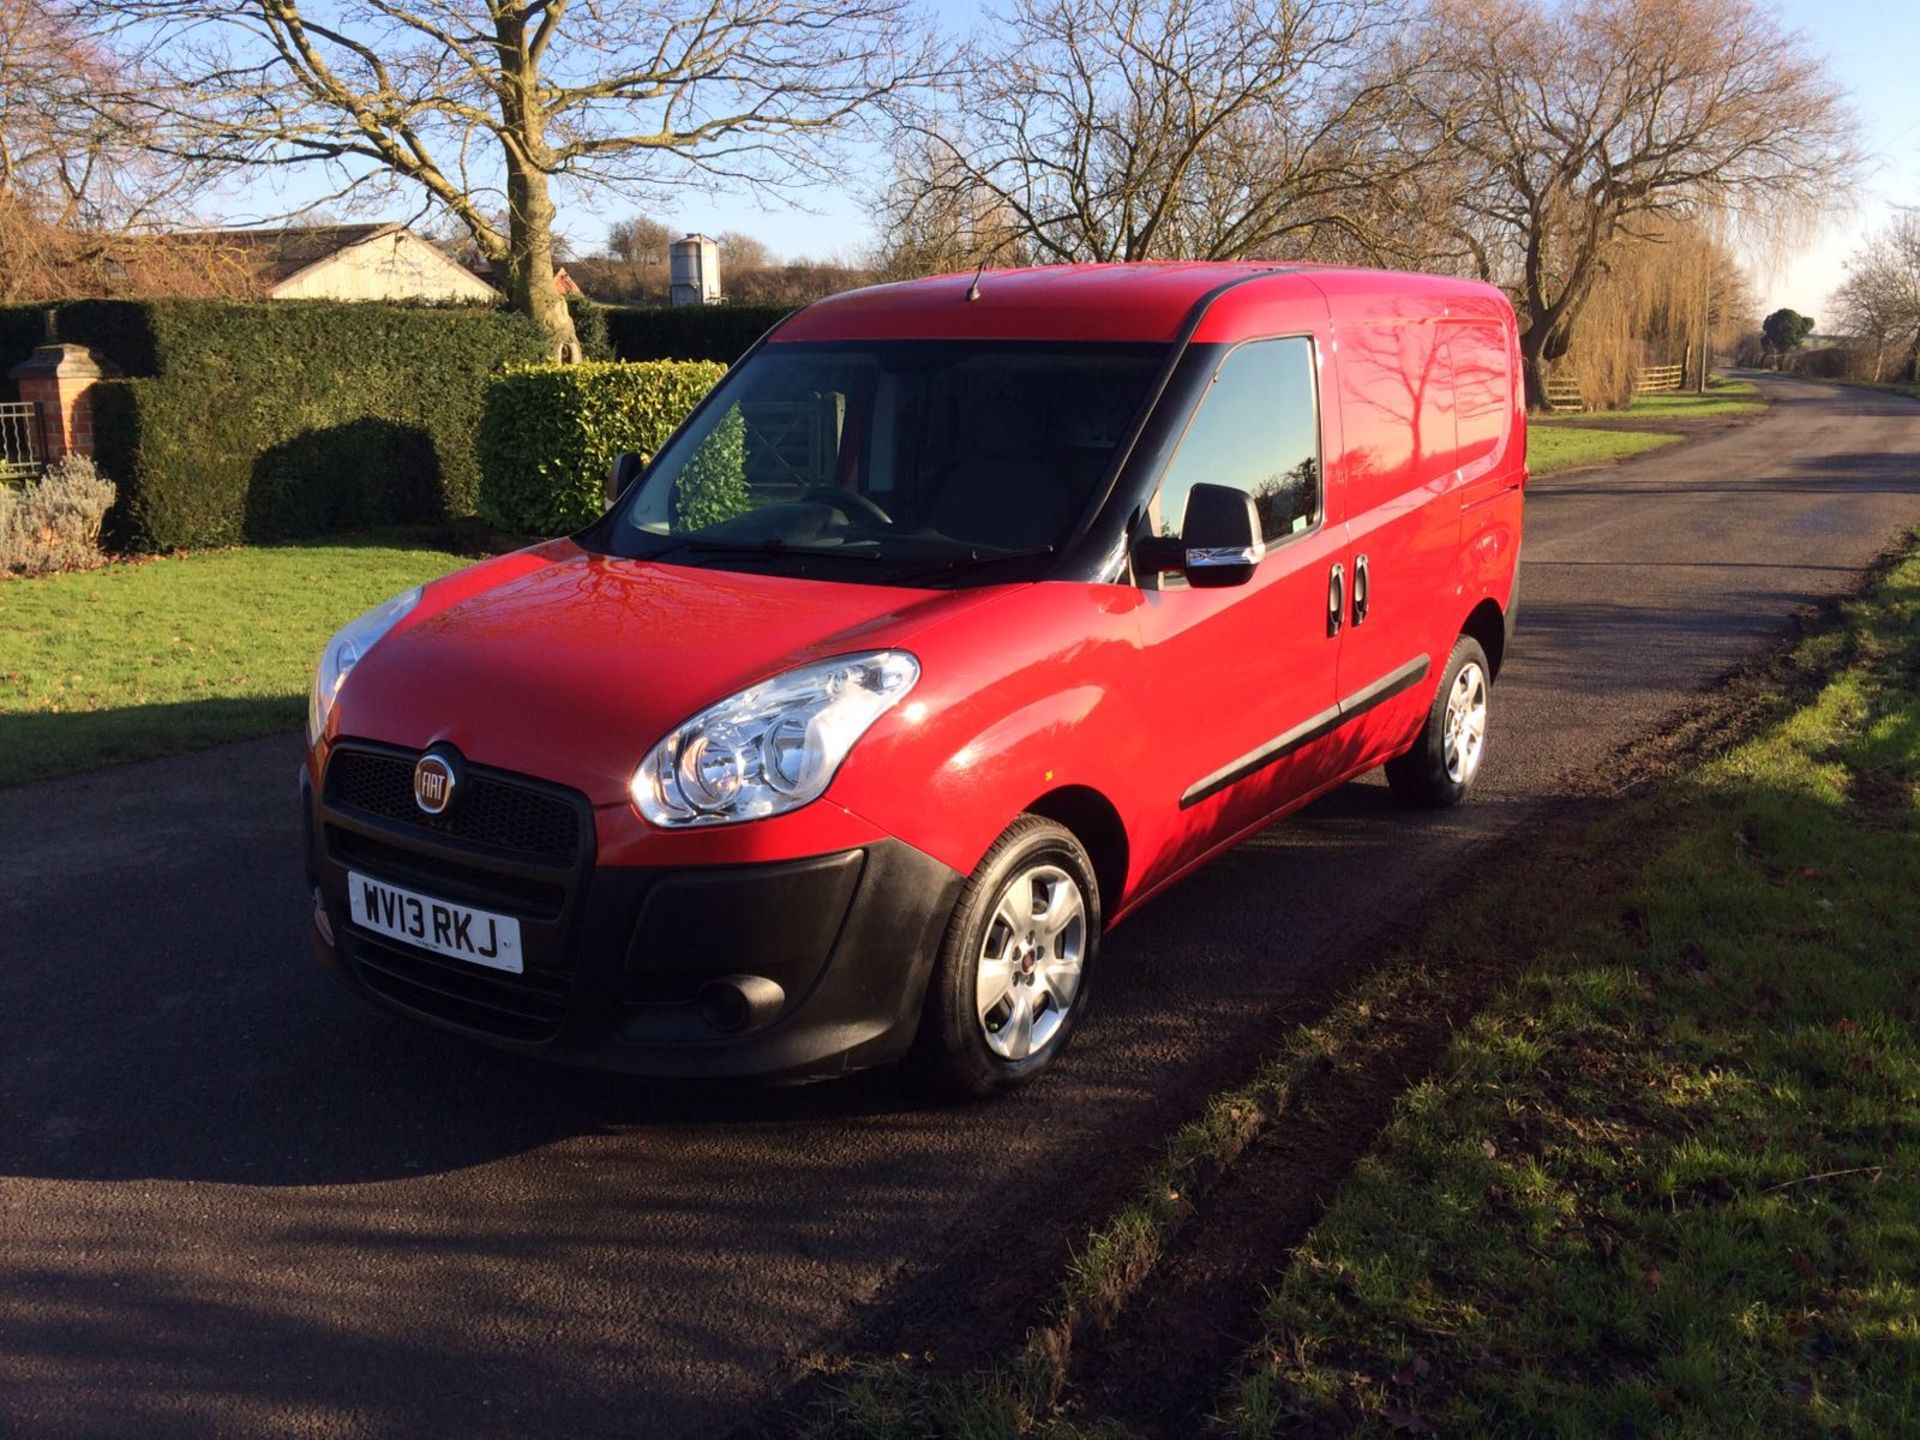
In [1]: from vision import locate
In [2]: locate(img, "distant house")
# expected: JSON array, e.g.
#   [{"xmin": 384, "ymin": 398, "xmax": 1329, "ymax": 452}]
[{"xmin": 192, "ymin": 223, "xmax": 501, "ymax": 303}]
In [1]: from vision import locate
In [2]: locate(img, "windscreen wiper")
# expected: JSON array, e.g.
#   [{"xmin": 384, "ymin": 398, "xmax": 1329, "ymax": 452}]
[{"xmin": 887, "ymin": 545, "xmax": 1057, "ymax": 584}]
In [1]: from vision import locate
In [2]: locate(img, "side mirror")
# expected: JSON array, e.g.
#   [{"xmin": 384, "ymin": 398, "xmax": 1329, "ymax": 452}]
[
  {"xmin": 606, "ymin": 451, "xmax": 648, "ymax": 509},
  {"xmin": 1131, "ymin": 482, "xmax": 1262, "ymax": 588}
]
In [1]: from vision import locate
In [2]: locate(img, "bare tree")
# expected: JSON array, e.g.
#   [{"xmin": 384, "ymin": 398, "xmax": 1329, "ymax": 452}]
[
  {"xmin": 98, "ymin": 1, "xmax": 933, "ymax": 357},
  {"xmin": 715, "ymin": 229, "xmax": 773, "ymax": 273},
  {"xmin": 869, "ymin": 136, "xmax": 1038, "ymax": 276},
  {"xmin": 878, "ymin": 0, "xmax": 1433, "ymax": 269},
  {"xmin": 606, "ymin": 213, "xmax": 669, "ymax": 267},
  {"xmin": 1832, "ymin": 212, "xmax": 1920, "ymax": 383},
  {"xmin": 1418, "ymin": 0, "xmax": 1859, "ymax": 407},
  {"xmin": 0, "ymin": 0, "xmax": 220, "ymax": 299},
  {"xmin": 2, "ymin": 0, "xmax": 111, "ymax": 229}
]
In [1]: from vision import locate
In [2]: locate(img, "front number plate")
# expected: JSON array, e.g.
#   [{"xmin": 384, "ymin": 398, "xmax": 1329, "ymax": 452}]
[{"xmin": 347, "ymin": 871, "xmax": 524, "ymax": 974}]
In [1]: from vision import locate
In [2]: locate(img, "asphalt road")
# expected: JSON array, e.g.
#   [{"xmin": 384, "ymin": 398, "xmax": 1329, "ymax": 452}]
[{"xmin": 5, "ymin": 376, "xmax": 1919, "ymax": 1439}]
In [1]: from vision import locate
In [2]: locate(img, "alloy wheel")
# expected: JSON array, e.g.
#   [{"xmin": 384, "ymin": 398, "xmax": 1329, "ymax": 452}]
[
  {"xmin": 1442, "ymin": 660, "xmax": 1489, "ymax": 784},
  {"xmin": 975, "ymin": 863, "xmax": 1086, "ymax": 1061}
]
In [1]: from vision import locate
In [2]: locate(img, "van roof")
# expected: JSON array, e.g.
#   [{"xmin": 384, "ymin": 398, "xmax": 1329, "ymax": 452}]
[{"xmin": 771, "ymin": 262, "xmax": 1507, "ymax": 346}]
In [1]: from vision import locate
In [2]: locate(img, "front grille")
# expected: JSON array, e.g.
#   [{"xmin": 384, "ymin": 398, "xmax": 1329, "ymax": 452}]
[
  {"xmin": 326, "ymin": 825, "xmax": 569, "ymax": 920},
  {"xmin": 327, "ymin": 748, "xmax": 584, "ymax": 860},
  {"xmin": 320, "ymin": 743, "xmax": 598, "ymax": 1043},
  {"xmin": 348, "ymin": 932, "xmax": 571, "ymax": 1042}
]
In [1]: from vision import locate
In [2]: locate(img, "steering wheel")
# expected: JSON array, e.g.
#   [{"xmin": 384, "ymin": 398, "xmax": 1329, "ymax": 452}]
[{"xmin": 798, "ymin": 486, "xmax": 892, "ymax": 528}]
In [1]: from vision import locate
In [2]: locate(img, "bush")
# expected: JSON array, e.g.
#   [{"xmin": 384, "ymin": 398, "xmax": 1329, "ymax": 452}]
[
  {"xmin": 565, "ymin": 294, "xmax": 615, "ymax": 362},
  {"xmin": 603, "ymin": 304, "xmax": 792, "ymax": 364},
  {"xmin": 1, "ymin": 455, "xmax": 117, "ymax": 575},
  {"xmin": 475, "ymin": 359, "xmax": 726, "ymax": 534}
]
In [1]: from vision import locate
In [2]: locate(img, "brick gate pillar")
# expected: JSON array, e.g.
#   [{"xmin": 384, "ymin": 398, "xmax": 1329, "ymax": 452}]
[{"xmin": 7, "ymin": 344, "xmax": 117, "ymax": 464}]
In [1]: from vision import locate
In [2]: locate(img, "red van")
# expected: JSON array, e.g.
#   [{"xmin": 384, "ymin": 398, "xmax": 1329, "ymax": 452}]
[{"xmin": 303, "ymin": 263, "xmax": 1524, "ymax": 1095}]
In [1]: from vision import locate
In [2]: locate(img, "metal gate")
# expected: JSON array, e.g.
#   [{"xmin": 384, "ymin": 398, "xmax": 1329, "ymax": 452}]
[{"xmin": 0, "ymin": 400, "xmax": 44, "ymax": 482}]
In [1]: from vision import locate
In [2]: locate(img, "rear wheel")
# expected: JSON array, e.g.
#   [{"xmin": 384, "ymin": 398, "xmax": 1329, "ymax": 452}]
[
  {"xmin": 910, "ymin": 815, "xmax": 1099, "ymax": 1098},
  {"xmin": 1385, "ymin": 635, "xmax": 1491, "ymax": 808}
]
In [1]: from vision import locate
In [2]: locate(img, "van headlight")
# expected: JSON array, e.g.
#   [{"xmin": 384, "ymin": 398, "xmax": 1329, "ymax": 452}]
[
  {"xmin": 632, "ymin": 651, "xmax": 919, "ymax": 826},
  {"xmin": 308, "ymin": 586, "xmax": 423, "ymax": 744}
]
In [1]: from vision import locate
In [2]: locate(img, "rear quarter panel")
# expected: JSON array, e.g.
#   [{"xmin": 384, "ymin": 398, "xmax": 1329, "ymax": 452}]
[
  {"xmin": 1310, "ymin": 274, "xmax": 1524, "ymax": 769},
  {"xmin": 1456, "ymin": 307, "xmax": 1527, "ymax": 626}
]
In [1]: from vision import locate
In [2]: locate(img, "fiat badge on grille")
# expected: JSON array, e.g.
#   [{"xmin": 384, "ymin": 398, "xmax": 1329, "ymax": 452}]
[{"xmin": 413, "ymin": 753, "xmax": 457, "ymax": 815}]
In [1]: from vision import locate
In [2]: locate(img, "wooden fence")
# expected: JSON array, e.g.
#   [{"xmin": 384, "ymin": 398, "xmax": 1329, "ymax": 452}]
[
  {"xmin": 1543, "ymin": 377, "xmax": 1585, "ymax": 412},
  {"xmin": 1544, "ymin": 357, "xmax": 1688, "ymax": 413}
]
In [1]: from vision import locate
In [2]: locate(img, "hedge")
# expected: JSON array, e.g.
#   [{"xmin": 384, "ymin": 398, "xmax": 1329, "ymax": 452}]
[
  {"xmin": 476, "ymin": 360, "xmax": 727, "ymax": 534},
  {"xmin": 603, "ymin": 304, "xmax": 792, "ymax": 364},
  {"xmin": 54, "ymin": 300, "xmax": 546, "ymax": 550},
  {"xmin": 0, "ymin": 305, "xmax": 53, "ymax": 393}
]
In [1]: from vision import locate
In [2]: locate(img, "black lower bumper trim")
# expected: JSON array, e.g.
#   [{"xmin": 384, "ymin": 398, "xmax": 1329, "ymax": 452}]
[{"xmin": 307, "ymin": 767, "xmax": 965, "ymax": 1081}]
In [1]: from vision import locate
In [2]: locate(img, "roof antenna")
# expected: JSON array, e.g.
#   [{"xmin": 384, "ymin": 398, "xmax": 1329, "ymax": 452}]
[{"xmin": 966, "ymin": 263, "xmax": 985, "ymax": 303}]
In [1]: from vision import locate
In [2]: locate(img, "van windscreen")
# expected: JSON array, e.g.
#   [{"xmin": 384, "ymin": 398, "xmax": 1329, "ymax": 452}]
[{"xmin": 595, "ymin": 340, "xmax": 1165, "ymax": 585}]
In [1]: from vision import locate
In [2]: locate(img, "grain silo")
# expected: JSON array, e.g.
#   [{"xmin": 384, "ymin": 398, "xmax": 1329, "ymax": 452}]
[{"xmin": 668, "ymin": 234, "xmax": 722, "ymax": 307}]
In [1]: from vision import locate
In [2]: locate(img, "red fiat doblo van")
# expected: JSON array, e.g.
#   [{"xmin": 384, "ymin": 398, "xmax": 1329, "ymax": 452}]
[{"xmin": 304, "ymin": 263, "xmax": 1524, "ymax": 1095}]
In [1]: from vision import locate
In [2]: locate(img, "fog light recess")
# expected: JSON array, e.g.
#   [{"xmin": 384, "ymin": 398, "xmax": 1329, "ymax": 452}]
[{"xmin": 697, "ymin": 975, "xmax": 786, "ymax": 1034}]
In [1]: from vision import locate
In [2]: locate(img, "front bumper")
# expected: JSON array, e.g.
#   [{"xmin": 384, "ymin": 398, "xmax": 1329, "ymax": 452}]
[{"xmin": 303, "ymin": 741, "xmax": 964, "ymax": 1080}]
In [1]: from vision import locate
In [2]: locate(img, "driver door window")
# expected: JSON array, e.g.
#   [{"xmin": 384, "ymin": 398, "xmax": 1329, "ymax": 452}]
[{"xmin": 1148, "ymin": 337, "xmax": 1321, "ymax": 565}]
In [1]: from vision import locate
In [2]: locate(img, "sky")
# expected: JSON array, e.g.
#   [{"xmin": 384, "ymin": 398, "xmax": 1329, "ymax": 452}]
[
  {"xmin": 1753, "ymin": 0, "xmax": 1920, "ymax": 318},
  {"xmin": 246, "ymin": 0, "xmax": 1917, "ymax": 321}
]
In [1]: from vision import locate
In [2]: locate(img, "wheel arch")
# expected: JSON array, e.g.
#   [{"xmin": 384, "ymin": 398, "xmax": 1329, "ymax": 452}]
[
  {"xmin": 1024, "ymin": 785, "xmax": 1129, "ymax": 924},
  {"xmin": 1461, "ymin": 597, "xmax": 1508, "ymax": 679}
]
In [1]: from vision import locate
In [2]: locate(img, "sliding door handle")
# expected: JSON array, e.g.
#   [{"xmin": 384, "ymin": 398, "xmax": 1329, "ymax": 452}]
[
  {"xmin": 1327, "ymin": 562, "xmax": 1345, "ymax": 637},
  {"xmin": 1353, "ymin": 553, "xmax": 1370, "ymax": 625}
]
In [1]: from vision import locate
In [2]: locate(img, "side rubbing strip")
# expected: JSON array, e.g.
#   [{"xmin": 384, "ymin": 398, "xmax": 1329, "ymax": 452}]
[
  {"xmin": 1179, "ymin": 654, "xmax": 1431, "ymax": 809},
  {"xmin": 1337, "ymin": 654, "xmax": 1432, "ymax": 723}
]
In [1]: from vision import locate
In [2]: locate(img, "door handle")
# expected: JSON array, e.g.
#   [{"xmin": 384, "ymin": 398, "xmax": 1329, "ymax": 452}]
[
  {"xmin": 1327, "ymin": 562, "xmax": 1345, "ymax": 637},
  {"xmin": 1353, "ymin": 553, "xmax": 1370, "ymax": 626}
]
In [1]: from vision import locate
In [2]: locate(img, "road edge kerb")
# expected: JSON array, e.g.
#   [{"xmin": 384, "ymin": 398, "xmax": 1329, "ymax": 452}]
[
  {"xmin": 1789, "ymin": 374, "xmax": 1920, "ymax": 407},
  {"xmin": 785, "ymin": 524, "xmax": 1920, "ymax": 1438}
]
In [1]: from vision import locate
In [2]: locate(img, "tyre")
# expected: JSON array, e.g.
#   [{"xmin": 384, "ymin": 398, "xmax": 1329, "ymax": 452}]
[
  {"xmin": 910, "ymin": 815, "xmax": 1100, "ymax": 1098},
  {"xmin": 1385, "ymin": 635, "xmax": 1492, "ymax": 808}
]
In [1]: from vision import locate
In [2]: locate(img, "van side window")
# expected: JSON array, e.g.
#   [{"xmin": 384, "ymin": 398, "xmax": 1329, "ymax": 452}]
[{"xmin": 1154, "ymin": 337, "xmax": 1320, "ymax": 547}]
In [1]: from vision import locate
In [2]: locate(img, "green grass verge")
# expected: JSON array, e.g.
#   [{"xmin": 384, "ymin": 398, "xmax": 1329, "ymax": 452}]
[
  {"xmin": 1233, "ymin": 538, "xmax": 1920, "ymax": 1436},
  {"xmin": 1527, "ymin": 426, "xmax": 1685, "ymax": 474},
  {"xmin": 0, "ymin": 539, "xmax": 469, "ymax": 787},
  {"xmin": 1554, "ymin": 379, "xmax": 1766, "ymax": 422}
]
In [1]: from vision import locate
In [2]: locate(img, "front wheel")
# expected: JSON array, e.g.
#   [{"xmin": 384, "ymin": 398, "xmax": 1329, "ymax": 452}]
[
  {"xmin": 1385, "ymin": 635, "xmax": 1492, "ymax": 808},
  {"xmin": 910, "ymin": 815, "xmax": 1099, "ymax": 1098}
]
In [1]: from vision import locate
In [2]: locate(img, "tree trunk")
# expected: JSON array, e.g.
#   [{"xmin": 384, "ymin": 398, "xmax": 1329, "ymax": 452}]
[
  {"xmin": 502, "ymin": 154, "xmax": 579, "ymax": 363},
  {"xmin": 1519, "ymin": 317, "xmax": 1555, "ymax": 411},
  {"xmin": 492, "ymin": 8, "xmax": 579, "ymax": 365}
]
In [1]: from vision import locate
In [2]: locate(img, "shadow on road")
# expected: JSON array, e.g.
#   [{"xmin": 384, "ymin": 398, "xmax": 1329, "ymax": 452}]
[
  {"xmin": 1540, "ymin": 450, "xmax": 1920, "ymax": 501},
  {"xmin": 0, "ymin": 757, "xmax": 1509, "ymax": 1193}
]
